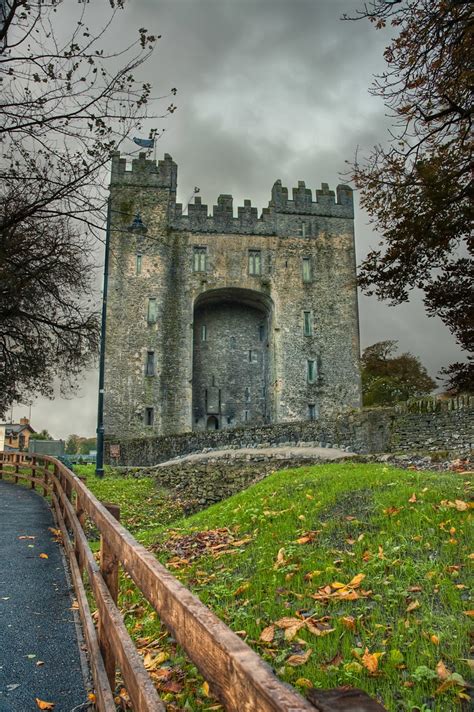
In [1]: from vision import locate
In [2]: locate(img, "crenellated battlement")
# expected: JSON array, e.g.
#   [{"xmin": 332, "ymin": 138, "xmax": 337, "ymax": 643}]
[
  {"xmin": 110, "ymin": 151, "xmax": 177, "ymax": 192},
  {"xmin": 110, "ymin": 153, "xmax": 353, "ymax": 235}
]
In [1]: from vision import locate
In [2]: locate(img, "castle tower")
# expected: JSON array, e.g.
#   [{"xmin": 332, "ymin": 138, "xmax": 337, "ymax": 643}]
[{"xmin": 104, "ymin": 152, "xmax": 361, "ymax": 438}]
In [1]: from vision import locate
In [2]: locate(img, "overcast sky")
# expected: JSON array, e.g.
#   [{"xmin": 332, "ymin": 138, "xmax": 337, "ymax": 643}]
[{"xmin": 11, "ymin": 0, "xmax": 464, "ymax": 438}]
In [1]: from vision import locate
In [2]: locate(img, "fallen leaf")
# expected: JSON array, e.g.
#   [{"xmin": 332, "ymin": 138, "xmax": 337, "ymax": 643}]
[
  {"xmin": 35, "ymin": 700, "xmax": 55, "ymax": 710},
  {"xmin": 436, "ymin": 660, "xmax": 451, "ymax": 681},
  {"xmin": 463, "ymin": 610, "xmax": 474, "ymax": 617},
  {"xmin": 408, "ymin": 493, "xmax": 417, "ymax": 503},
  {"xmin": 233, "ymin": 582, "xmax": 250, "ymax": 596},
  {"xmin": 295, "ymin": 677, "xmax": 313, "ymax": 688},
  {"xmin": 341, "ymin": 615, "xmax": 356, "ymax": 631},
  {"xmin": 455, "ymin": 500, "xmax": 468, "ymax": 511},
  {"xmin": 36, "ymin": 660, "xmax": 44, "ymax": 667},
  {"xmin": 284, "ymin": 622, "xmax": 306, "ymax": 640},
  {"xmin": 275, "ymin": 617, "xmax": 303, "ymax": 629},
  {"xmin": 88, "ymin": 693, "xmax": 96, "ymax": 703},
  {"xmin": 259, "ymin": 625, "xmax": 275, "ymax": 643},
  {"xmin": 431, "ymin": 634, "xmax": 440, "ymax": 645},
  {"xmin": 406, "ymin": 600, "xmax": 421, "ymax": 612},
  {"xmin": 273, "ymin": 548, "xmax": 286, "ymax": 570},
  {"xmin": 19, "ymin": 535, "xmax": 35, "ymax": 540},
  {"xmin": 39, "ymin": 553, "xmax": 48, "ymax": 559},
  {"xmin": 361, "ymin": 648, "xmax": 384, "ymax": 674},
  {"xmin": 201, "ymin": 681, "xmax": 210, "ymax": 697},
  {"xmin": 287, "ymin": 648, "xmax": 312, "ymax": 666},
  {"xmin": 349, "ymin": 573, "xmax": 365, "ymax": 588},
  {"xmin": 143, "ymin": 651, "xmax": 168, "ymax": 670}
]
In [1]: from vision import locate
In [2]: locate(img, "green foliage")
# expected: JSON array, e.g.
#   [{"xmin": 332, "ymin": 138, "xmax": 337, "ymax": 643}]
[
  {"xmin": 346, "ymin": 1, "xmax": 473, "ymax": 386},
  {"xmin": 29, "ymin": 429, "xmax": 52, "ymax": 441},
  {"xmin": 361, "ymin": 340, "xmax": 435, "ymax": 406}
]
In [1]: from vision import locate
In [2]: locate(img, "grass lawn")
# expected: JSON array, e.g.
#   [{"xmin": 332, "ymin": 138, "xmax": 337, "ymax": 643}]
[{"xmin": 78, "ymin": 462, "xmax": 473, "ymax": 711}]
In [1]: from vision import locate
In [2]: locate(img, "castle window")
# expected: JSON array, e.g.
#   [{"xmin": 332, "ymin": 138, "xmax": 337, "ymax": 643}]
[
  {"xmin": 193, "ymin": 246, "xmax": 207, "ymax": 272},
  {"xmin": 308, "ymin": 404, "xmax": 317, "ymax": 421},
  {"xmin": 145, "ymin": 407, "xmax": 154, "ymax": 426},
  {"xmin": 259, "ymin": 324, "xmax": 265, "ymax": 341},
  {"xmin": 245, "ymin": 387, "xmax": 250, "ymax": 401},
  {"xmin": 248, "ymin": 349, "xmax": 257, "ymax": 363},
  {"xmin": 147, "ymin": 298, "xmax": 158, "ymax": 324},
  {"xmin": 201, "ymin": 324, "xmax": 207, "ymax": 342},
  {"xmin": 136, "ymin": 254, "xmax": 142, "ymax": 275},
  {"xmin": 307, "ymin": 359, "xmax": 317, "ymax": 383},
  {"xmin": 248, "ymin": 249, "xmax": 262, "ymax": 276},
  {"xmin": 302, "ymin": 257, "xmax": 312, "ymax": 283},
  {"xmin": 303, "ymin": 311, "xmax": 313, "ymax": 336},
  {"xmin": 244, "ymin": 410, "xmax": 249, "ymax": 422},
  {"xmin": 145, "ymin": 351, "xmax": 155, "ymax": 376}
]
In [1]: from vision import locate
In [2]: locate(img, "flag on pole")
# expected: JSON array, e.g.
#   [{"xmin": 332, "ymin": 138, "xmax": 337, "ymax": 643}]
[{"xmin": 133, "ymin": 137, "xmax": 154, "ymax": 148}]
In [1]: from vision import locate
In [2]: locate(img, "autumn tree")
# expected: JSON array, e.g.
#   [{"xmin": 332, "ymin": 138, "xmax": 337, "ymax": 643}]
[
  {"xmin": 344, "ymin": 1, "xmax": 473, "ymax": 392},
  {"xmin": 0, "ymin": 0, "xmax": 175, "ymax": 416},
  {"xmin": 361, "ymin": 340, "xmax": 436, "ymax": 406}
]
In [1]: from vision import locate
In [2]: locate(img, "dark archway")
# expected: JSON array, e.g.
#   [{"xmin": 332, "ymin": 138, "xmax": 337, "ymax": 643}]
[
  {"xmin": 192, "ymin": 288, "xmax": 274, "ymax": 431},
  {"xmin": 206, "ymin": 415, "xmax": 219, "ymax": 430}
]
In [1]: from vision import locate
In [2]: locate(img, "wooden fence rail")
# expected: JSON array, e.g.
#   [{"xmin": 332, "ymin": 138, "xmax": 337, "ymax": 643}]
[{"xmin": 0, "ymin": 452, "xmax": 386, "ymax": 712}]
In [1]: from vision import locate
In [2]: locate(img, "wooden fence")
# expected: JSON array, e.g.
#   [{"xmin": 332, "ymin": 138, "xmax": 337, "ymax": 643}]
[{"xmin": 0, "ymin": 452, "xmax": 386, "ymax": 712}]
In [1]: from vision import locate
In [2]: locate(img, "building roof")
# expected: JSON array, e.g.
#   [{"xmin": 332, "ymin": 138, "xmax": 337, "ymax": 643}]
[{"xmin": 0, "ymin": 423, "xmax": 36, "ymax": 435}]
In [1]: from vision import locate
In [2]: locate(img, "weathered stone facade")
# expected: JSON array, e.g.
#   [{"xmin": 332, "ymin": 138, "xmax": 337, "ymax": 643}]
[{"xmin": 104, "ymin": 152, "xmax": 361, "ymax": 438}]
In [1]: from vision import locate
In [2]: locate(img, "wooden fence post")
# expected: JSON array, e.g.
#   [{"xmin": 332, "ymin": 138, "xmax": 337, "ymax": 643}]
[
  {"xmin": 99, "ymin": 502, "xmax": 121, "ymax": 690},
  {"xmin": 74, "ymin": 480, "xmax": 87, "ymax": 574},
  {"xmin": 42, "ymin": 459, "xmax": 48, "ymax": 497},
  {"xmin": 31, "ymin": 456, "xmax": 36, "ymax": 489}
]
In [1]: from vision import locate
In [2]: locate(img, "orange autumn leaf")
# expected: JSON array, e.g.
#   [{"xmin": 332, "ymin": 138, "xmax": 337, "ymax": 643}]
[
  {"xmin": 430, "ymin": 634, "xmax": 440, "ymax": 645},
  {"xmin": 39, "ymin": 553, "xmax": 49, "ymax": 559},
  {"xmin": 406, "ymin": 600, "xmax": 421, "ymax": 612},
  {"xmin": 201, "ymin": 681, "xmax": 210, "ymax": 697},
  {"xmin": 287, "ymin": 648, "xmax": 312, "ymax": 666},
  {"xmin": 349, "ymin": 573, "xmax": 365, "ymax": 588},
  {"xmin": 436, "ymin": 660, "xmax": 451, "ymax": 681},
  {"xmin": 35, "ymin": 700, "xmax": 55, "ymax": 710},
  {"xmin": 361, "ymin": 648, "xmax": 384, "ymax": 674},
  {"xmin": 259, "ymin": 625, "xmax": 275, "ymax": 643},
  {"xmin": 233, "ymin": 582, "xmax": 250, "ymax": 596},
  {"xmin": 341, "ymin": 615, "xmax": 356, "ymax": 631},
  {"xmin": 408, "ymin": 493, "xmax": 417, "ymax": 503},
  {"xmin": 463, "ymin": 610, "xmax": 474, "ymax": 617},
  {"xmin": 284, "ymin": 622, "xmax": 306, "ymax": 640},
  {"xmin": 87, "ymin": 693, "xmax": 96, "ymax": 703}
]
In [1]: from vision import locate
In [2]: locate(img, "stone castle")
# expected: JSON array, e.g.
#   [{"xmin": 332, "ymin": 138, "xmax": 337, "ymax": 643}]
[{"xmin": 103, "ymin": 152, "xmax": 361, "ymax": 438}]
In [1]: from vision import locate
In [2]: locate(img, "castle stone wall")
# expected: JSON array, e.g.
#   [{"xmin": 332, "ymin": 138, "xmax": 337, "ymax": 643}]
[{"xmin": 106, "ymin": 396, "xmax": 474, "ymax": 466}]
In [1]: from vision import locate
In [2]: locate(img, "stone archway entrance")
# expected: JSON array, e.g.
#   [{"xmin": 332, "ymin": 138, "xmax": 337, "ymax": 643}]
[
  {"xmin": 206, "ymin": 416, "xmax": 219, "ymax": 431},
  {"xmin": 192, "ymin": 288, "xmax": 274, "ymax": 431}
]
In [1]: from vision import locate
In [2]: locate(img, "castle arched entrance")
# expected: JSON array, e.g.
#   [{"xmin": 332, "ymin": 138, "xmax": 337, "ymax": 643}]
[
  {"xmin": 206, "ymin": 416, "xmax": 219, "ymax": 430},
  {"xmin": 192, "ymin": 288, "xmax": 274, "ymax": 431}
]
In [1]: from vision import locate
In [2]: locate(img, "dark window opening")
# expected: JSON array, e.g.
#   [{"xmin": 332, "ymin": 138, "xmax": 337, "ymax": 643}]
[
  {"xmin": 145, "ymin": 407, "xmax": 154, "ymax": 426},
  {"xmin": 307, "ymin": 359, "xmax": 317, "ymax": 384},
  {"xmin": 201, "ymin": 324, "xmax": 207, "ymax": 342},
  {"xmin": 145, "ymin": 351, "xmax": 155, "ymax": 376},
  {"xmin": 303, "ymin": 311, "xmax": 313, "ymax": 336},
  {"xmin": 136, "ymin": 254, "xmax": 142, "ymax": 275},
  {"xmin": 309, "ymin": 404, "xmax": 317, "ymax": 421},
  {"xmin": 259, "ymin": 324, "xmax": 265, "ymax": 341}
]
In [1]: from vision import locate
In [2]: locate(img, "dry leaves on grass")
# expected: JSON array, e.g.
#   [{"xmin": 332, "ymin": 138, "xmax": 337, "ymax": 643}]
[
  {"xmin": 312, "ymin": 573, "xmax": 371, "ymax": 602},
  {"xmin": 440, "ymin": 499, "xmax": 472, "ymax": 511},
  {"xmin": 260, "ymin": 616, "xmax": 335, "ymax": 643},
  {"xmin": 295, "ymin": 530, "xmax": 320, "ymax": 545},
  {"xmin": 154, "ymin": 527, "xmax": 252, "ymax": 566},
  {"xmin": 287, "ymin": 648, "xmax": 313, "ymax": 666}
]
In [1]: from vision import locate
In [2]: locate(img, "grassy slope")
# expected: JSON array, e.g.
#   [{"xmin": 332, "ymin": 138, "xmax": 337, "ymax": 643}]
[{"xmin": 82, "ymin": 462, "xmax": 473, "ymax": 711}]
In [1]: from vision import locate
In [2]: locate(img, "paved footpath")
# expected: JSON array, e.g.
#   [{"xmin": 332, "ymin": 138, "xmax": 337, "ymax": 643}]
[{"xmin": 0, "ymin": 479, "xmax": 90, "ymax": 712}]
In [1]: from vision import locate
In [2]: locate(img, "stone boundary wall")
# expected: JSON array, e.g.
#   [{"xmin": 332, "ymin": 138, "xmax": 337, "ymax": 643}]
[{"xmin": 106, "ymin": 395, "xmax": 473, "ymax": 467}]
